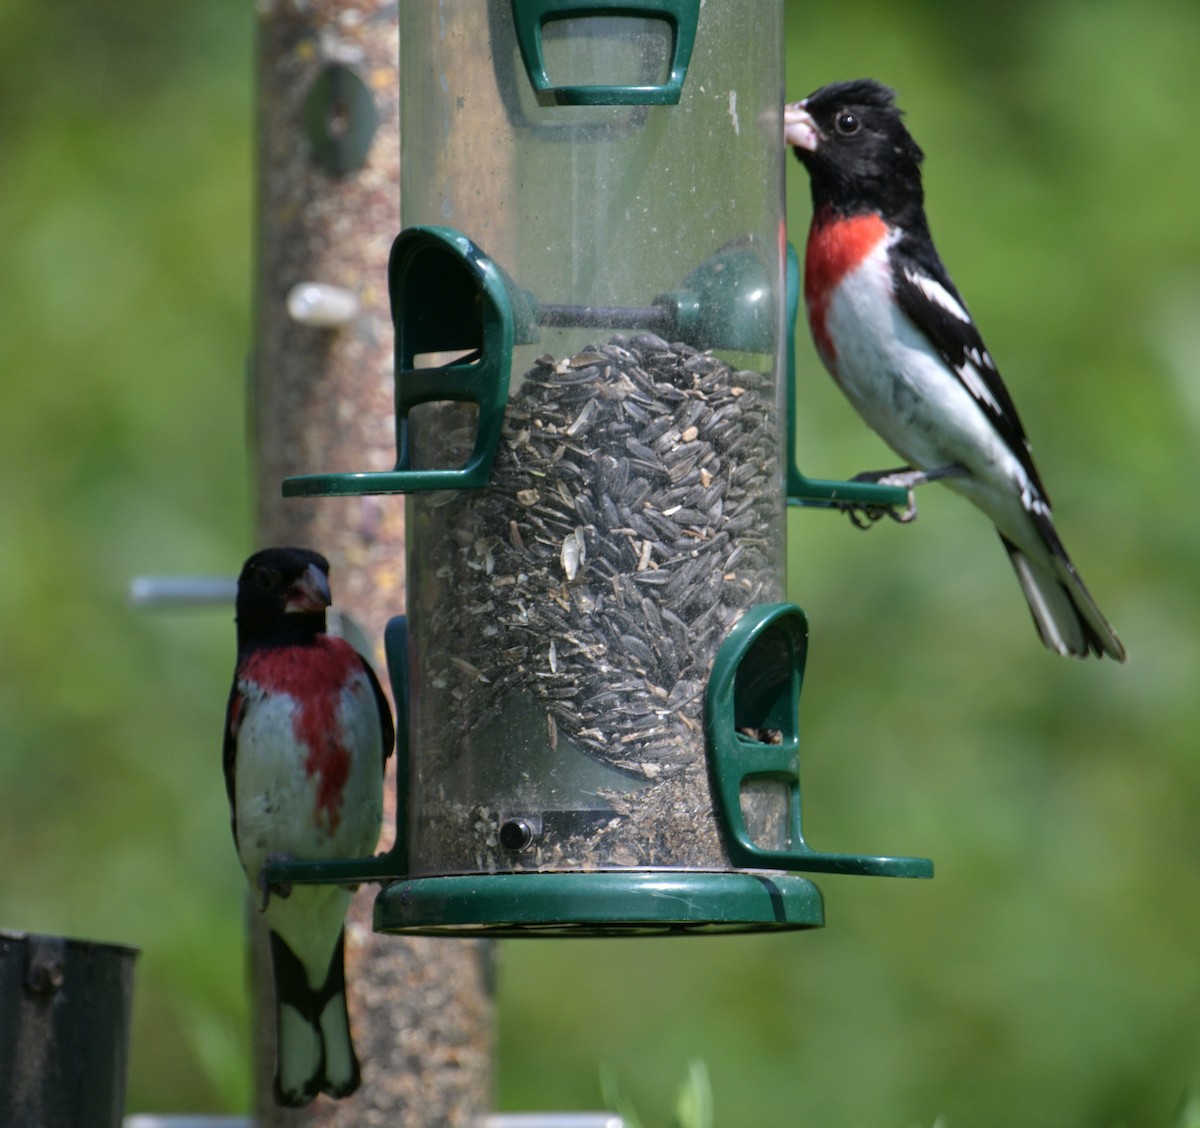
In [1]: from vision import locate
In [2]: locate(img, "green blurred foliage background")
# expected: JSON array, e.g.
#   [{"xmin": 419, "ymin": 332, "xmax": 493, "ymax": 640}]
[{"xmin": 1, "ymin": 1, "xmax": 1199, "ymax": 1124}]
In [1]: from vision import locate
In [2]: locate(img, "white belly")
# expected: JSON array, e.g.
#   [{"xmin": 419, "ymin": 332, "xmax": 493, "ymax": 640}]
[
  {"xmin": 234, "ymin": 678, "xmax": 383, "ymax": 883},
  {"xmin": 821, "ymin": 244, "xmax": 1037, "ymax": 542}
]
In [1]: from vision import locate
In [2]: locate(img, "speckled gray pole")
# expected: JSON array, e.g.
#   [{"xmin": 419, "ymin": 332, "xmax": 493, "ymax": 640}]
[{"xmin": 251, "ymin": 2, "xmax": 494, "ymax": 1124}]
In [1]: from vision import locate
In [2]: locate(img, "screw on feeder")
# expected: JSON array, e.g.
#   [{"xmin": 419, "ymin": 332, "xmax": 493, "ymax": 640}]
[{"xmin": 498, "ymin": 818, "xmax": 537, "ymax": 851}]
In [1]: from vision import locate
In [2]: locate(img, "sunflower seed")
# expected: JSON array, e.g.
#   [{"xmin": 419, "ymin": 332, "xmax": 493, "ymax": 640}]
[{"xmin": 407, "ymin": 334, "xmax": 782, "ymax": 873}]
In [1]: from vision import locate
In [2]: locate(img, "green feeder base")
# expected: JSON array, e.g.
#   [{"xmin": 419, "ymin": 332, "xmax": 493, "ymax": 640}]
[{"xmin": 373, "ymin": 870, "xmax": 825, "ymax": 938}]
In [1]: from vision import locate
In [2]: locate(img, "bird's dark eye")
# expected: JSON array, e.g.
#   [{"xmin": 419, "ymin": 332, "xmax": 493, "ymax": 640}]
[
  {"xmin": 254, "ymin": 567, "xmax": 279, "ymax": 592},
  {"xmin": 835, "ymin": 111, "xmax": 861, "ymax": 135}
]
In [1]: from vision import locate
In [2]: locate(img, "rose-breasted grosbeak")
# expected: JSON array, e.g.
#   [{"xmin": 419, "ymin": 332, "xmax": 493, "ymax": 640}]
[
  {"xmin": 224, "ymin": 547, "xmax": 394, "ymax": 1106},
  {"xmin": 785, "ymin": 79, "xmax": 1125, "ymax": 661}
]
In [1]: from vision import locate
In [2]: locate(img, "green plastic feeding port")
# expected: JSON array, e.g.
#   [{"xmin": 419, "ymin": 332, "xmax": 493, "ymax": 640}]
[
  {"xmin": 511, "ymin": 0, "xmax": 700, "ymax": 106},
  {"xmin": 705, "ymin": 603, "xmax": 933, "ymax": 879},
  {"xmin": 283, "ymin": 227, "xmax": 524, "ymax": 497}
]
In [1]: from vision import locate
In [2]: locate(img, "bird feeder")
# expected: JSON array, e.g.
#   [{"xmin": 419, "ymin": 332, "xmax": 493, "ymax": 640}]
[{"xmin": 268, "ymin": 0, "xmax": 930, "ymax": 935}]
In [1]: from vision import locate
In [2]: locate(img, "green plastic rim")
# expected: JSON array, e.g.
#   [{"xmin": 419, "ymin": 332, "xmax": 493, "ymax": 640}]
[
  {"xmin": 373, "ymin": 870, "xmax": 825, "ymax": 937},
  {"xmin": 511, "ymin": 0, "xmax": 700, "ymax": 107}
]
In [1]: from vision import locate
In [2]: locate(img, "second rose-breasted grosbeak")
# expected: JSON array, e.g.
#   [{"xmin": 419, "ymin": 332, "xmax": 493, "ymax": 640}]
[
  {"xmin": 785, "ymin": 79, "xmax": 1125, "ymax": 661},
  {"xmin": 224, "ymin": 547, "xmax": 394, "ymax": 1105}
]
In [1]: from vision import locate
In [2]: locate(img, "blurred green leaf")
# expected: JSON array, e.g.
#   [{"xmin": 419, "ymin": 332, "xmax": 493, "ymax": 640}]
[
  {"xmin": 600, "ymin": 1060, "xmax": 714, "ymax": 1128},
  {"xmin": 673, "ymin": 1060, "xmax": 713, "ymax": 1128},
  {"xmin": 1173, "ymin": 1088, "xmax": 1200, "ymax": 1128},
  {"xmin": 601, "ymin": 1062, "xmax": 646, "ymax": 1128}
]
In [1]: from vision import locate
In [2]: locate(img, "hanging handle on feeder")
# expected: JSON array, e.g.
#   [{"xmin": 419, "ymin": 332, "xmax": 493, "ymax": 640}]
[
  {"xmin": 704, "ymin": 603, "xmax": 933, "ymax": 879},
  {"xmin": 511, "ymin": 0, "xmax": 700, "ymax": 106}
]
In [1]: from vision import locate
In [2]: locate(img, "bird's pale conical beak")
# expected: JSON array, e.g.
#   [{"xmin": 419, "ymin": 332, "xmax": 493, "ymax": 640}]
[
  {"xmin": 285, "ymin": 562, "xmax": 332, "ymax": 614},
  {"xmin": 784, "ymin": 102, "xmax": 820, "ymax": 152}
]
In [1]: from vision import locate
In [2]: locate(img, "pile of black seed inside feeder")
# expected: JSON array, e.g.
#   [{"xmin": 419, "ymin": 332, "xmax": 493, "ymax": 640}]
[{"xmin": 410, "ymin": 333, "xmax": 782, "ymax": 871}]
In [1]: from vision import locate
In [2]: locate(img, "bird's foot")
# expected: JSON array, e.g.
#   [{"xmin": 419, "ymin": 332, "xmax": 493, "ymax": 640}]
[
  {"xmin": 257, "ymin": 853, "xmax": 295, "ymax": 909},
  {"xmin": 838, "ymin": 465, "xmax": 966, "ymax": 528},
  {"xmin": 844, "ymin": 502, "xmax": 911, "ymax": 528}
]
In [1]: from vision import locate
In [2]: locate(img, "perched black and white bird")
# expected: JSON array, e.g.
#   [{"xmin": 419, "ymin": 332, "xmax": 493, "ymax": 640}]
[
  {"xmin": 224, "ymin": 547, "xmax": 394, "ymax": 1105},
  {"xmin": 785, "ymin": 78, "xmax": 1125, "ymax": 660}
]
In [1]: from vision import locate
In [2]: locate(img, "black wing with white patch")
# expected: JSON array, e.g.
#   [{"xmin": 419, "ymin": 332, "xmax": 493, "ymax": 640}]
[{"xmin": 890, "ymin": 235, "xmax": 1049, "ymax": 502}]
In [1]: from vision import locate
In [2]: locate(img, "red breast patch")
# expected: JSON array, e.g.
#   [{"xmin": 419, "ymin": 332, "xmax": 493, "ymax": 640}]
[
  {"xmin": 804, "ymin": 208, "xmax": 889, "ymax": 366},
  {"xmin": 241, "ymin": 636, "xmax": 364, "ymax": 835}
]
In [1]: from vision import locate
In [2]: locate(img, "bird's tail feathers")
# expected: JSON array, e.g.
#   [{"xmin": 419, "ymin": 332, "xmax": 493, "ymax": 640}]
[
  {"xmin": 269, "ymin": 928, "xmax": 362, "ymax": 1107},
  {"xmin": 1000, "ymin": 532, "xmax": 1125, "ymax": 661},
  {"xmin": 316, "ymin": 959, "xmax": 361, "ymax": 1099}
]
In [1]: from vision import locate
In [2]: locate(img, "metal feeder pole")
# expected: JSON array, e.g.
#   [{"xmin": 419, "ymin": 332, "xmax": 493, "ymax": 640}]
[{"xmin": 252, "ymin": 3, "xmax": 493, "ymax": 1123}]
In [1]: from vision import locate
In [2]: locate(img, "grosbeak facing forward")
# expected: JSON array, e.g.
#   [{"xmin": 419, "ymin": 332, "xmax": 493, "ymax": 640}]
[
  {"xmin": 224, "ymin": 547, "xmax": 394, "ymax": 1105},
  {"xmin": 785, "ymin": 79, "xmax": 1125, "ymax": 661}
]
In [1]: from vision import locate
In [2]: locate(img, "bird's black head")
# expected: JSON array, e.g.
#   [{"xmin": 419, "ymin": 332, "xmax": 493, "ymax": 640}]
[
  {"xmin": 235, "ymin": 546, "xmax": 331, "ymax": 648},
  {"xmin": 785, "ymin": 79, "xmax": 926, "ymax": 226}
]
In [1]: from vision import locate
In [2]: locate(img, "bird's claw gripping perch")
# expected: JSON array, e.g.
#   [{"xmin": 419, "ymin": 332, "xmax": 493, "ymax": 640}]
[
  {"xmin": 258, "ymin": 854, "xmax": 295, "ymax": 908},
  {"xmin": 837, "ymin": 465, "xmax": 965, "ymax": 529},
  {"xmin": 840, "ymin": 494, "xmax": 917, "ymax": 528}
]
